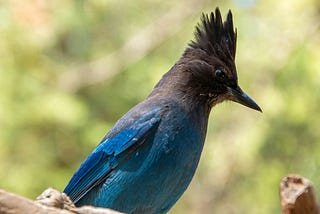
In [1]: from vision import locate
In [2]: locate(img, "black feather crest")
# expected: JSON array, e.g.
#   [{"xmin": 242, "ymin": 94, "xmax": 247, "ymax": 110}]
[{"xmin": 190, "ymin": 8, "xmax": 237, "ymax": 60}]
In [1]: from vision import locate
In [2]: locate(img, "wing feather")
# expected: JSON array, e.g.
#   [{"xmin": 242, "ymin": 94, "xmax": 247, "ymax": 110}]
[{"xmin": 64, "ymin": 108, "xmax": 161, "ymax": 203}]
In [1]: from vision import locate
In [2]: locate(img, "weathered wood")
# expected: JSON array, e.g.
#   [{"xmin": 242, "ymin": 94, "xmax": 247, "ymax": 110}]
[
  {"xmin": 0, "ymin": 188, "xmax": 123, "ymax": 214},
  {"xmin": 2, "ymin": 175, "xmax": 319, "ymax": 213},
  {"xmin": 280, "ymin": 175, "xmax": 319, "ymax": 214}
]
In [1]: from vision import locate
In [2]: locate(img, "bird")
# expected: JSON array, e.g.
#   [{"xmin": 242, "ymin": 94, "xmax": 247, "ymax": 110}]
[{"xmin": 64, "ymin": 7, "xmax": 261, "ymax": 214}]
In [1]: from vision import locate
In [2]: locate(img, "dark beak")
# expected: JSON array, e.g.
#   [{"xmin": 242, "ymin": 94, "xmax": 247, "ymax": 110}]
[{"xmin": 228, "ymin": 86, "xmax": 262, "ymax": 112}]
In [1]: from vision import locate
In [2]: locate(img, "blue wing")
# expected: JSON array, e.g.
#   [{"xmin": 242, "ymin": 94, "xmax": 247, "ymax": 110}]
[{"xmin": 64, "ymin": 108, "xmax": 161, "ymax": 203}]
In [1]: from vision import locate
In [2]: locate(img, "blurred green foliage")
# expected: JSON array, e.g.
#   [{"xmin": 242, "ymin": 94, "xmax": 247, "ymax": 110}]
[{"xmin": 0, "ymin": 0, "xmax": 319, "ymax": 213}]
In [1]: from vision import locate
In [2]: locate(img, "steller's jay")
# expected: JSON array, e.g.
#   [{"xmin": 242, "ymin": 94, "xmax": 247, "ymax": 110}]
[{"xmin": 64, "ymin": 8, "xmax": 261, "ymax": 214}]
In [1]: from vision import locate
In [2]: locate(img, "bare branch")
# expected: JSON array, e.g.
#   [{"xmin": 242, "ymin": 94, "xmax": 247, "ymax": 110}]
[
  {"xmin": 280, "ymin": 175, "xmax": 319, "ymax": 214},
  {"xmin": 0, "ymin": 188, "xmax": 123, "ymax": 214}
]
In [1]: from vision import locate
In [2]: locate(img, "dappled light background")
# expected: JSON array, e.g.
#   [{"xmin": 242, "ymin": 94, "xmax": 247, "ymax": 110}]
[{"xmin": 0, "ymin": 0, "xmax": 319, "ymax": 213}]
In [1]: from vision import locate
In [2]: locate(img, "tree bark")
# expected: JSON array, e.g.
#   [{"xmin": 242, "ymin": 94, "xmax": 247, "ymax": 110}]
[
  {"xmin": 0, "ymin": 188, "xmax": 123, "ymax": 214},
  {"xmin": 280, "ymin": 175, "xmax": 319, "ymax": 214}
]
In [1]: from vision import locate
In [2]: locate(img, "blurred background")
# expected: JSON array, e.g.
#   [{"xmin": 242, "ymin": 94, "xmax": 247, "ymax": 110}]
[{"xmin": 0, "ymin": 0, "xmax": 319, "ymax": 213}]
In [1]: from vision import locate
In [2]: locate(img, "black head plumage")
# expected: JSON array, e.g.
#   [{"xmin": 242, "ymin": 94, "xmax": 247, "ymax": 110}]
[{"xmin": 190, "ymin": 8, "xmax": 237, "ymax": 61}]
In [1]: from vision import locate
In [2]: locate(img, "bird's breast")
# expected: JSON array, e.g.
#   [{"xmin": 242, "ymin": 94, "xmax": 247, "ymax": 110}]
[{"xmin": 92, "ymin": 104, "xmax": 209, "ymax": 213}]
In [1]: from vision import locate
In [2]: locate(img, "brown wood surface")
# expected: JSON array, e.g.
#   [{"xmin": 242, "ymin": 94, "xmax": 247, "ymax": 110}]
[
  {"xmin": 280, "ymin": 175, "xmax": 319, "ymax": 214},
  {"xmin": 0, "ymin": 188, "xmax": 123, "ymax": 214}
]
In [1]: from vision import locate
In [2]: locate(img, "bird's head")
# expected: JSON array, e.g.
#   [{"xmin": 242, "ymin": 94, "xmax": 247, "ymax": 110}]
[{"xmin": 179, "ymin": 8, "xmax": 261, "ymax": 112}]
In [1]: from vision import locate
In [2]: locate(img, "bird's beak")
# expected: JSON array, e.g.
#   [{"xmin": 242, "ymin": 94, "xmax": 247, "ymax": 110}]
[{"xmin": 228, "ymin": 86, "xmax": 262, "ymax": 112}]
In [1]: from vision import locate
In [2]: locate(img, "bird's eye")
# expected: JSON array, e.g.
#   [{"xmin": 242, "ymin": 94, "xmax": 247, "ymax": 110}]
[{"xmin": 215, "ymin": 69, "xmax": 226, "ymax": 79}]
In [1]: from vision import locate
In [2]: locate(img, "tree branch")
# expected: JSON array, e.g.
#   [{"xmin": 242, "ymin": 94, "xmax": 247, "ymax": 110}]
[
  {"xmin": 0, "ymin": 188, "xmax": 123, "ymax": 214},
  {"xmin": 280, "ymin": 175, "xmax": 319, "ymax": 214}
]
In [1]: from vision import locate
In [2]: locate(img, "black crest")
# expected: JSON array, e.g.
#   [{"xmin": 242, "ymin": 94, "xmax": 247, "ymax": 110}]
[{"xmin": 190, "ymin": 8, "xmax": 237, "ymax": 60}]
